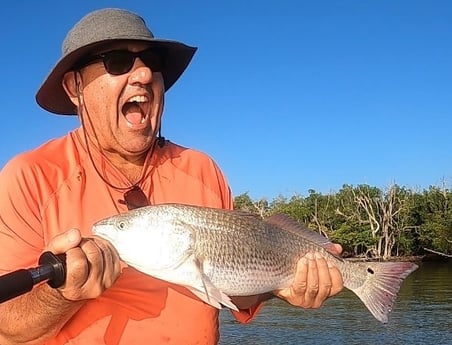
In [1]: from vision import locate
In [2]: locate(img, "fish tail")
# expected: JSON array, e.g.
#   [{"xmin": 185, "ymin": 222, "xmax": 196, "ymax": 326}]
[{"xmin": 343, "ymin": 261, "xmax": 418, "ymax": 323}]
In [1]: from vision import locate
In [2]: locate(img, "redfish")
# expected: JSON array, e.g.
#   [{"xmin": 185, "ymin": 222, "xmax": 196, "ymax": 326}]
[{"xmin": 93, "ymin": 203, "xmax": 418, "ymax": 323}]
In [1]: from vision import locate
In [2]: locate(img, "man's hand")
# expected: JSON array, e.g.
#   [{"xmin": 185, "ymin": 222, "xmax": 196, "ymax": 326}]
[
  {"xmin": 274, "ymin": 244, "xmax": 343, "ymax": 308},
  {"xmin": 46, "ymin": 228, "xmax": 122, "ymax": 301}
]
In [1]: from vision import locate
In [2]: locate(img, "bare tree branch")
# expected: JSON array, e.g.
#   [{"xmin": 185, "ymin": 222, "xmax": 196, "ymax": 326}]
[{"xmin": 424, "ymin": 247, "xmax": 452, "ymax": 258}]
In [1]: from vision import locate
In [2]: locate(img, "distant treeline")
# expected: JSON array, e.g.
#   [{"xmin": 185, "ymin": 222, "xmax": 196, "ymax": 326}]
[{"xmin": 234, "ymin": 184, "xmax": 452, "ymax": 259}]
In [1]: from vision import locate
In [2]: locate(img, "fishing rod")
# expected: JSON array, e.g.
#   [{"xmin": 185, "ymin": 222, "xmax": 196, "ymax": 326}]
[{"xmin": 0, "ymin": 252, "xmax": 66, "ymax": 304}]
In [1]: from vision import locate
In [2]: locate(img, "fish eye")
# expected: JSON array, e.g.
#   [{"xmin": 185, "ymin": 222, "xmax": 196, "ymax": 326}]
[{"xmin": 117, "ymin": 221, "xmax": 127, "ymax": 230}]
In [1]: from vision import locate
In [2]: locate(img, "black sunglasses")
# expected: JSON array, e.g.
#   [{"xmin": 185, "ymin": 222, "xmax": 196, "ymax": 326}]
[
  {"xmin": 120, "ymin": 185, "xmax": 150, "ymax": 210},
  {"xmin": 75, "ymin": 48, "xmax": 165, "ymax": 75}
]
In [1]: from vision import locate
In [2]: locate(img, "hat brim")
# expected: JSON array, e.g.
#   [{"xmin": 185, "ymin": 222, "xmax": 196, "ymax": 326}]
[{"xmin": 36, "ymin": 39, "xmax": 196, "ymax": 115}]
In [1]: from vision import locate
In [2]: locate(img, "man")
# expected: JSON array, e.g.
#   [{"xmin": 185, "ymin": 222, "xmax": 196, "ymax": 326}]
[{"xmin": 0, "ymin": 8, "xmax": 343, "ymax": 344}]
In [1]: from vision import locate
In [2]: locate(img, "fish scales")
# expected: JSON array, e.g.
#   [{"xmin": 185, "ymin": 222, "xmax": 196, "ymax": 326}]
[
  {"xmin": 93, "ymin": 203, "xmax": 418, "ymax": 323},
  {"xmin": 184, "ymin": 205, "xmax": 335, "ymax": 294}
]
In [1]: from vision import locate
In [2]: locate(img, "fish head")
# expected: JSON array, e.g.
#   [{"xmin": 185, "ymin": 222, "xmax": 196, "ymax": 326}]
[{"xmin": 92, "ymin": 206, "xmax": 194, "ymax": 274}]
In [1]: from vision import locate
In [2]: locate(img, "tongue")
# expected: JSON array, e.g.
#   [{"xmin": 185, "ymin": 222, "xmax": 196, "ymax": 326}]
[
  {"xmin": 123, "ymin": 103, "xmax": 143, "ymax": 125},
  {"xmin": 125, "ymin": 112, "xmax": 143, "ymax": 125}
]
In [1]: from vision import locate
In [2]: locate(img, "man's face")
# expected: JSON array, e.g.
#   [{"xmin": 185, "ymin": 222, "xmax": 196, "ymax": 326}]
[{"xmin": 67, "ymin": 42, "xmax": 165, "ymax": 162}]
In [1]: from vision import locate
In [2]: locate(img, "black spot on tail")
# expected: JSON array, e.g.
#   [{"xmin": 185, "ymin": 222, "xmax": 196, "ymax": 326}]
[{"xmin": 367, "ymin": 267, "xmax": 375, "ymax": 274}]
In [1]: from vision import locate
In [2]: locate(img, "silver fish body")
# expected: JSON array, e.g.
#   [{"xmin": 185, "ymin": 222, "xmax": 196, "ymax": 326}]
[{"xmin": 93, "ymin": 203, "xmax": 418, "ymax": 323}]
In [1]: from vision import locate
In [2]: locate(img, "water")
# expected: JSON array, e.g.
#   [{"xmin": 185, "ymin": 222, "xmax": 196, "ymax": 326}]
[{"xmin": 219, "ymin": 261, "xmax": 452, "ymax": 345}]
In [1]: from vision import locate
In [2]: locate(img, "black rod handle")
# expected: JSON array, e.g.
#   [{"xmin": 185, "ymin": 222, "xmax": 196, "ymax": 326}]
[
  {"xmin": 0, "ymin": 252, "xmax": 66, "ymax": 304},
  {"xmin": 38, "ymin": 252, "xmax": 66, "ymax": 288},
  {"xmin": 0, "ymin": 269, "xmax": 34, "ymax": 303}
]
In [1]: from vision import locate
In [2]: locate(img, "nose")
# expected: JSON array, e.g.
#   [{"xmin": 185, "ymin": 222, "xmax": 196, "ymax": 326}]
[{"xmin": 128, "ymin": 58, "xmax": 153, "ymax": 85}]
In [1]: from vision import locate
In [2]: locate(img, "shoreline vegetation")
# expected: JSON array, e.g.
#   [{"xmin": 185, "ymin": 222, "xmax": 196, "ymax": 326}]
[
  {"xmin": 234, "ymin": 182, "xmax": 451, "ymax": 260},
  {"xmin": 346, "ymin": 254, "xmax": 450, "ymax": 263}
]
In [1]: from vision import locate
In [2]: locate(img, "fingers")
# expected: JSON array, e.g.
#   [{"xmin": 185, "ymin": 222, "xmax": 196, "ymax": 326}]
[
  {"xmin": 274, "ymin": 251, "xmax": 344, "ymax": 309},
  {"xmin": 292, "ymin": 253, "xmax": 329, "ymax": 308},
  {"xmin": 331, "ymin": 243, "xmax": 343, "ymax": 256},
  {"xmin": 46, "ymin": 228, "xmax": 82, "ymax": 254},
  {"xmin": 311, "ymin": 253, "xmax": 331, "ymax": 308},
  {"xmin": 54, "ymin": 236, "xmax": 121, "ymax": 301},
  {"xmin": 78, "ymin": 239, "xmax": 105, "ymax": 297},
  {"xmin": 291, "ymin": 256, "xmax": 309, "ymax": 297},
  {"xmin": 92, "ymin": 237, "xmax": 122, "ymax": 288}
]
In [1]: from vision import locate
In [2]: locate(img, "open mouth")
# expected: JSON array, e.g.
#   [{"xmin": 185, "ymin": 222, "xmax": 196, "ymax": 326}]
[{"xmin": 122, "ymin": 95, "xmax": 150, "ymax": 126}]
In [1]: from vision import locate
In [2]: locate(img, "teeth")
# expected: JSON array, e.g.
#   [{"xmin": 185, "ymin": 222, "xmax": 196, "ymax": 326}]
[{"xmin": 128, "ymin": 95, "xmax": 147, "ymax": 103}]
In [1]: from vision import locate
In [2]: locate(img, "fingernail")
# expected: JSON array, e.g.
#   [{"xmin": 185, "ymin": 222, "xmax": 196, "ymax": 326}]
[
  {"xmin": 300, "ymin": 257, "xmax": 308, "ymax": 265},
  {"xmin": 315, "ymin": 252, "xmax": 323, "ymax": 260},
  {"xmin": 306, "ymin": 252, "xmax": 314, "ymax": 260}
]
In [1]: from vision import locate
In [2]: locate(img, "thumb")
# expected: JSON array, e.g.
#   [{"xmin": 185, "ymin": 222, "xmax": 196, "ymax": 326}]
[
  {"xmin": 46, "ymin": 228, "xmax": 82, "ymax": 254},
  {"xmin": 332, "ymin": 243, "xmax": 343, "ymax": 256}
]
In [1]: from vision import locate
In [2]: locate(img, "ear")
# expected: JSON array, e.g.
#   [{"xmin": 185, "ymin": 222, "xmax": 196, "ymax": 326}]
[{"xmin": 62, "ymin": 71, "xmax": 80, "ymax": 107}]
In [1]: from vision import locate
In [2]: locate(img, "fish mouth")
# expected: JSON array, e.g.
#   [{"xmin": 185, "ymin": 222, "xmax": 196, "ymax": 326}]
[
  {"xmin": 92, "ymin": 221, "xmax": 114, "ymax": 242},
  {"xmin": 93, "ymin": 230, "xmax": 116, "ymax": 247}
]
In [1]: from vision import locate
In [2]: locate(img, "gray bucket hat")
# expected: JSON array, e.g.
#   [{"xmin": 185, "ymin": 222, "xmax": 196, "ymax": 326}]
[{"xmin": 36, "ymin": 8, "xmax": 197, "ymax": 115}]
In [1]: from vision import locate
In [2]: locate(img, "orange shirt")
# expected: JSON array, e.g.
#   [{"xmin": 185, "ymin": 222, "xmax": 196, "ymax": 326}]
[{"xmin": 0, "ymin": 128, "xmax": 260, "ymax": 344}]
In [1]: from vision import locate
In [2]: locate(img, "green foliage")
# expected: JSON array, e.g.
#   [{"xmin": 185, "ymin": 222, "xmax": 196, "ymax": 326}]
[
  {"xmin": 233, "ymin": 192, "xmax": 256, "ymax": 213},
  {"xmin": 331, "ymin": 222, "xmax": 376, "ymax": 257},
  {"xmin": 234, "ymin": 182, "xmax": 452, "ymax": 258},
  {"xmin": 270, "ymin": 194, "xmax": 310, "ymax": 224}
]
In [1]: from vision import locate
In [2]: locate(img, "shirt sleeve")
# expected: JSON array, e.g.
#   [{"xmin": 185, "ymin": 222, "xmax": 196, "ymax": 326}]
[
  {"xmin": 0, "ymin": 155, "xmax": 45, "ymax": 273},
  {"xmin": 231, "ymin": 303, "xmax": 265, "ymax": 323}
]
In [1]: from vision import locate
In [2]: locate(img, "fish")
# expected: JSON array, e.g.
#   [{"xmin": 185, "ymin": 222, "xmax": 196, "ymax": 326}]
[{"xmin": 92, "ymin": 203, "xmax": 418, "ymax": 323}]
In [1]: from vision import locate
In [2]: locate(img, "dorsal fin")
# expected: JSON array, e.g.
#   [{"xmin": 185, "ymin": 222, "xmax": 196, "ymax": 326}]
[{"xmin": 266, "ymin": 214, "xmax": 338, "ymax": 255}]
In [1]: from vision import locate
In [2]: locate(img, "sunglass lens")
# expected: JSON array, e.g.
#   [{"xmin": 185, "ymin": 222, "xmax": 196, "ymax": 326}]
[
  {"xmin": 104, "ymin": 51, "xmax": 135, "ymax": 75},
  {"xmin": 140, "ymin": 50, "xmax": 163, "ymax": 72},
  {"xmin": 102, "ymin": 49, "xmax": 164, "ymax": 75},
  {"xmin": 123, "ymin": 186, "xmax": 149, "ymax": 210}
]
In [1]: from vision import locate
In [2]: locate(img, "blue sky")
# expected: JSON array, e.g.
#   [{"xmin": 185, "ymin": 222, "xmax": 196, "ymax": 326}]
[{"xmin": 0, "ymin": 1, "xmax": 451, "ymax": 199}]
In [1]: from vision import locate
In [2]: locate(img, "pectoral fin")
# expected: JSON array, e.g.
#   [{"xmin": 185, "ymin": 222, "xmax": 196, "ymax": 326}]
[
  {"xmin": 188, "ymin": 285, "xmax": 239, "ymax": 311},
  {"xmin": 185, "ymin": 257, "xmax": 239, "ymax": 311}
]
